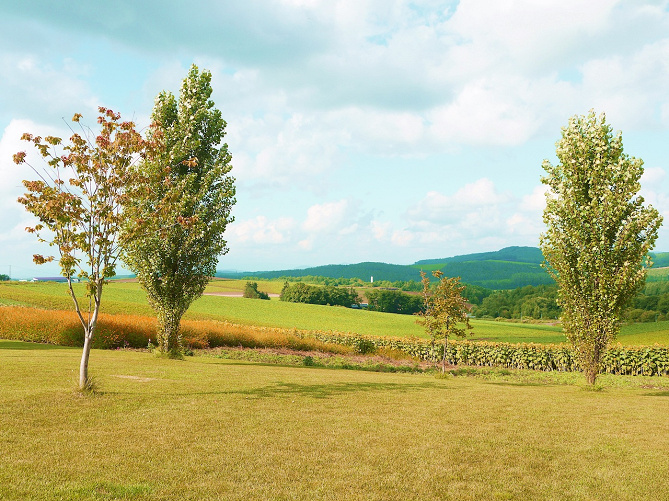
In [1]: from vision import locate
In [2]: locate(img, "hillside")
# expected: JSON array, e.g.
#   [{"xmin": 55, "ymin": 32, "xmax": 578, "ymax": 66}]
[
  {"xmin": 650, "ymin": 252, "xmax": 669, "ymax": 268},
  {"xmin": 414, "ymin": 246, "xmax": 544, "ymax": 266},
  {"xmin": 218, "ymin": 245, "xmax": 669, "ymax": 290},
  {"xmin": 219, "ymin": 246, "xmax": 554, "ymax": 289}
]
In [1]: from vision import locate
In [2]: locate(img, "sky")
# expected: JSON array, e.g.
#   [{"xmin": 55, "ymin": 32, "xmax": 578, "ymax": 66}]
[{"xmin": 1, "ymin": 0, "xmax": 669, "ymax": 279}]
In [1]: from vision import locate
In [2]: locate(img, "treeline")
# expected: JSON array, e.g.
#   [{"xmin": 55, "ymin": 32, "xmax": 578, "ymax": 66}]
[
  {"xmin": 472, "ymin": 280, "xmax": 669, "ymax": 322},
  {"xmin": 365, "ymin": 290, "xmax": 423, "ymax": 315},
  {"xmin": 280, "ymin": 282, "xmax": 361, "ymax": 307},
  {"xmin": 261, "ymin": 273, "xmax": 669, "ymax": 323},
  {"xmin": 472, "ymin": 285, "xmax": 561, "ymax": 320},
  {"xmin": 626, "ymin": 281, "xmax": 669, "ymax": 322}
]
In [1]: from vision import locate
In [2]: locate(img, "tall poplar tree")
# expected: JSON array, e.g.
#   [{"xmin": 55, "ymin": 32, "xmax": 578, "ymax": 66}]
[
  {"xmin": 540, "ymin": 111, "xmax": 662, "ymax": 384},
  {"xmin": 122, "ymin": 65, "xmax": 236, "ymax": 357}
]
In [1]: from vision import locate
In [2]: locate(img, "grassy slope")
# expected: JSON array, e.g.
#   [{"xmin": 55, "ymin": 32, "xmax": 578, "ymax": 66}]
[
  {"xmin": 1, "ymin": 281, "xmax": 668, "ymax": 346},
  {"xmin": 646, "ymin": 267, "xmax": 669, "ymax": 281},
  {"xmin": 1, "ymin": 342, "xmax": 668, "ymax": 501}
]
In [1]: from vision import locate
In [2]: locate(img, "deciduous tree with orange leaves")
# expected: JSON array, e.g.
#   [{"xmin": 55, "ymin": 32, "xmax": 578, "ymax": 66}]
[{"xmin": 14, "ymin": 108, "xmax": 160, "ymax": 391}]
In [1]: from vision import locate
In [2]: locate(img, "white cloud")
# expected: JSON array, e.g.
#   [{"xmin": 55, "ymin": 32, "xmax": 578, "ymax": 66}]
[
  {"xmin": 641, "ymin": 166, "xmax": 666, "ymax": 188},
  {"xmin": 302, "ymin": 199, "xmax": 351, "ymax": 233},
  {"xmin": 408, "ymin": 178, "xmax": 511, "ymax": 224},
  {"xmin": 370, "ymin": 220, "xmax": 390, "ymax": 241},
  {"xmin": 391, "ymin": 229, "xmax": 414, "ymax": 247},
  {"xmin": 0, "ymin": 54, "xmax": 99, "ymax": 122},
  {"xmin": 229, "ymin": 216, "xmax": 295, "ymax": 245},
  {"xmin": 520, "ymin": 185, "xmax": 549, "ymax": 213}
]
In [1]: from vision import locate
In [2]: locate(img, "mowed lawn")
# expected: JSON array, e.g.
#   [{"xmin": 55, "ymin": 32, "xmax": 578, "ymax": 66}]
[
  {"xmin": 1, "ymin": 281, "xmax": 669, "ymax": 345},
  {"xmin": 1, "ymin": 341, "xmax": 669, "ymax": 501}
]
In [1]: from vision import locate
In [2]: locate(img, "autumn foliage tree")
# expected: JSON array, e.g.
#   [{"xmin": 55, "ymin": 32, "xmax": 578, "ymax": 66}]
[
  {"xmin": 540, "ymin": 111, "xmax": 663, "ymax": 384},
  {"xmin": 417, "ymin": 270, "xmax": 473, "ymax": 372},
  {"xmin": 122, "ymin": 65, "xmax": 236, "ymax": 357},
  {"xmin": 14, "ymin": 108, "xmax": 159, "ymax": 390}
]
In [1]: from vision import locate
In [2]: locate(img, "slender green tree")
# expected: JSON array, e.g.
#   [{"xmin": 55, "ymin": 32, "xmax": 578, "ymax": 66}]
[
  {"xmin": 14, "ymin": 108, "xmax": 158, "ymax": 389},
  {"xmin": 122, "ymin": 65, "xmax": 236, "ymax": 357},
  {"xmin": 540, "ymin": 111, "xmax": 663, "ymax": 384},
  {"xmin": 417, "ymin": 270, "xmax": 472, "ymax": 372}
]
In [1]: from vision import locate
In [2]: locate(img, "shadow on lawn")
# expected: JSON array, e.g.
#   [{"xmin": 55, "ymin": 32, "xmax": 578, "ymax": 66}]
[
  {"xmin": 644, "ymin": 390, "xmax": 669, "ymax": 397},
  {"xmin": 0, "ymin": 340, "xmax": 71, "ymax": 351},
  {"xmin": 231, "ymin": 381, "xmax": 445, "ymax": 399}
]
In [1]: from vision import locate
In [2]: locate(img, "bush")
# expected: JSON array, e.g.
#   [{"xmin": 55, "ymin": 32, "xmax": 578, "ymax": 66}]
[{"xmin": 243, "ymin": 282, "xmax": 270, "ymax": 300}]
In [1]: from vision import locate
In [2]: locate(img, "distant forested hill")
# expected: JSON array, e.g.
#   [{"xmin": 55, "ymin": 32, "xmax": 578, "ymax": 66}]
[
  {"xmin": 219, "ymin": 246, "xmax": 555, "ymax": 289},
  {"xmin": 237, "ymin": 262, "xmax": 418, "ymax": 283},
  {"xmin": 414, "ymin": 246, "xmax": 544, "ymax": 266},
  {"xmin": 218, "ymin": 246, "xmax": 667, "ymax": 290}
]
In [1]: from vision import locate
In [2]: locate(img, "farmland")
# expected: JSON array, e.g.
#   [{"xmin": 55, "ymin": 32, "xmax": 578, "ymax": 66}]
[{"xmin": 1, "ymin": 281, "xmax": 669, "ymax": 346}]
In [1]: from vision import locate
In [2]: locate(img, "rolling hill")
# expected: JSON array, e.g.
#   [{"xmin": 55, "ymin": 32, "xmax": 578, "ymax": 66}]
[
  {"xmin": 218, "ymin": 246, "xmax": 554, "ymax": 289},
  {"xmin": 218, "ymin": 246, "xmax": 669, "ymax": 290}
]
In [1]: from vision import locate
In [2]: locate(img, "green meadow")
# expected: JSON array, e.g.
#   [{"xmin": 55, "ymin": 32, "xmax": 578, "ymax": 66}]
[
  {"xmin": 1, "ymin": 341, "xmax": 668, "ymax": 501},
  {"xmin": 1, "ymin": 281, "xmax": 668, "ymax": 346}
]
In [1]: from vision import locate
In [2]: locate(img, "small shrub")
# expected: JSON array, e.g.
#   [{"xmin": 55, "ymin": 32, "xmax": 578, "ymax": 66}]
[{"xmin": 355, "ymin": 338, "xmax": 377, "ymax": 355}]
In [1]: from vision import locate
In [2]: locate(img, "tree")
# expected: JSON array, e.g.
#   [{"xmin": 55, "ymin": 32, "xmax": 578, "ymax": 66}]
[
  {"xmin": 14, "ymin": 108, "xmax": 158, "ymax": 390},
  {"xmin": 279, "ymin": 282, "xmax": 361, "ymax": 307},
  {"xmin": 0, "ymin": 274, "xmax": 9, "ymax": 281},
  {"xmin": 416, "ymin": 270, "xmax": 473, "ymax": 372},
  {"xmin": 365, "ymin": 289, "xmax": 423, "ymax": 315},
  {"xmin": 122, "ymin": 65, "xmax": 236, "ymax": 357},
  {"xmin": 540, "ymin": 111, "xmax": 663, "ymax": 384},
  {"xmin": 243, "ymin": 282, "xmax": 270, "ymax": 300}
]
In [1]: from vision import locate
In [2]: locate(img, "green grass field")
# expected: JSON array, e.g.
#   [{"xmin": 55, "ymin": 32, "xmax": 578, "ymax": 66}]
[
  {"xmin": 1, "ymin": 341, "xmax": 668, "ymax": 501},
  {"xmin": 1, "ymin": 281, "xmax": 669, "ymax": 346}
]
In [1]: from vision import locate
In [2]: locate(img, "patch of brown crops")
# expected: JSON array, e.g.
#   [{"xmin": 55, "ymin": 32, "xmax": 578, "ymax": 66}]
[{"xmin": 0, "ymin": 306, "xmax": 351, "ymax": 354}]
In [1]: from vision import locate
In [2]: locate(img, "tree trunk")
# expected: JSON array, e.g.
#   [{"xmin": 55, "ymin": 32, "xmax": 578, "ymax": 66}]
[
  {"xmin": 585, "ymin": 366, "xmax": 598, "ymax": 385},
  {"xmin": 79, "ymin": 332, "xmax": 92, "ymax": 390},
  {"xmin": 157, "ymin": 310, "xmax": 183, "ymax": 358},
  {"xmin": 442, "ymin": 336, "xmax": 448, "ymax": 374},
  {"xmin": 582, "ymin": 343, "xmax": 602, "ymax": 385}
]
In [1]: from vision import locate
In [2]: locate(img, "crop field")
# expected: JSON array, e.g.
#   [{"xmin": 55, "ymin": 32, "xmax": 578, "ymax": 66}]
[
  {"xmin": 1, "ymin": 341, "xmax": 669, "ymax": 501},
  {"xmin": 1, "ymin": 281, "xmax": 669, "ymax": 346}
]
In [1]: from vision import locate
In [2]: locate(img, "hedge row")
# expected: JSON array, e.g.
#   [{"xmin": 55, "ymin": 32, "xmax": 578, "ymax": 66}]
[{"xmin": 304, "ymin": 331, "xmax": 669, "ymax": 377}]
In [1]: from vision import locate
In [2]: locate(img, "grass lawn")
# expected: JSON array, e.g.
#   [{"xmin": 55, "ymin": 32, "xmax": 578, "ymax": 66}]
[
  {"xmin": 2, "ymin": 281, "xmax": 669, "ymax": 346},
  {"xmin": 1, "ymin": 340, "xmax": 668, "ymax": 500}
]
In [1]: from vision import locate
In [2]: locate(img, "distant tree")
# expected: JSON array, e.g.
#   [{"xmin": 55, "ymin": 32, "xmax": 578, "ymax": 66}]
[
  {"xmin": 416, "ymin": 270, "xmax": 473, "ymax": 372},
  {"xmin": 0, "ymin": 274, "xmax": 9, "ymax": 281},
  {"xmin": 472, "ymin": 285, "xmax": 560, "ymax": 320},
  {"xmin": 366, "ymin": 289, "xmax": 423, "ymax": 315},
  {"xmin": 122, "ymin": 65, "xmax": 236, "ymax": 357},
  {"xmin": 15, "ymin": 108, "xmax": 158, "ymax": 390},
  {"xmin": 540, "ymin": 111, "xmax": 663, "ymax": 384},
  {"xmin": 280, "ymin": 282, "xmax": 360, "ymax": 307},
  {"xmin": 243, "ymin": 282, "xmax": 270, "ymax": 300}
]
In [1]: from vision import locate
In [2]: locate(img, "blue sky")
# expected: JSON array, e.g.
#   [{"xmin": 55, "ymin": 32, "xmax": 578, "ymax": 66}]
[{"xmin": 1, "ymin": 0, "xmax": 669, "ymax": 279}]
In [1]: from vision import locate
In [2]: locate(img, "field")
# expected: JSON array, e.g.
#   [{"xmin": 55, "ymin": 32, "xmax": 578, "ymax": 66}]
[
  {"xmin": 1, "ymin": 281, "xmax": 669, "ymax": 346},
  {"xmin": 1, "ymin": 341, "xmax": 668, "ymax": 500}
]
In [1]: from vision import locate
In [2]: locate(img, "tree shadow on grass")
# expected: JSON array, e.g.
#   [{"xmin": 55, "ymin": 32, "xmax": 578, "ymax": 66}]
[
  {"xmin": 230, "ymin": 381, "xmax": 445, "ymax": 399},
  {"xmin": 484, "ymin": 381, "xmax": 551, "ymax": 388},
  {"xmin": 0, "ymin": 340, "xmax": 71, "ymax": 350},
  {"xmin": 643, "ymin": 391, "xmax": 669, "ymax": 397}
]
